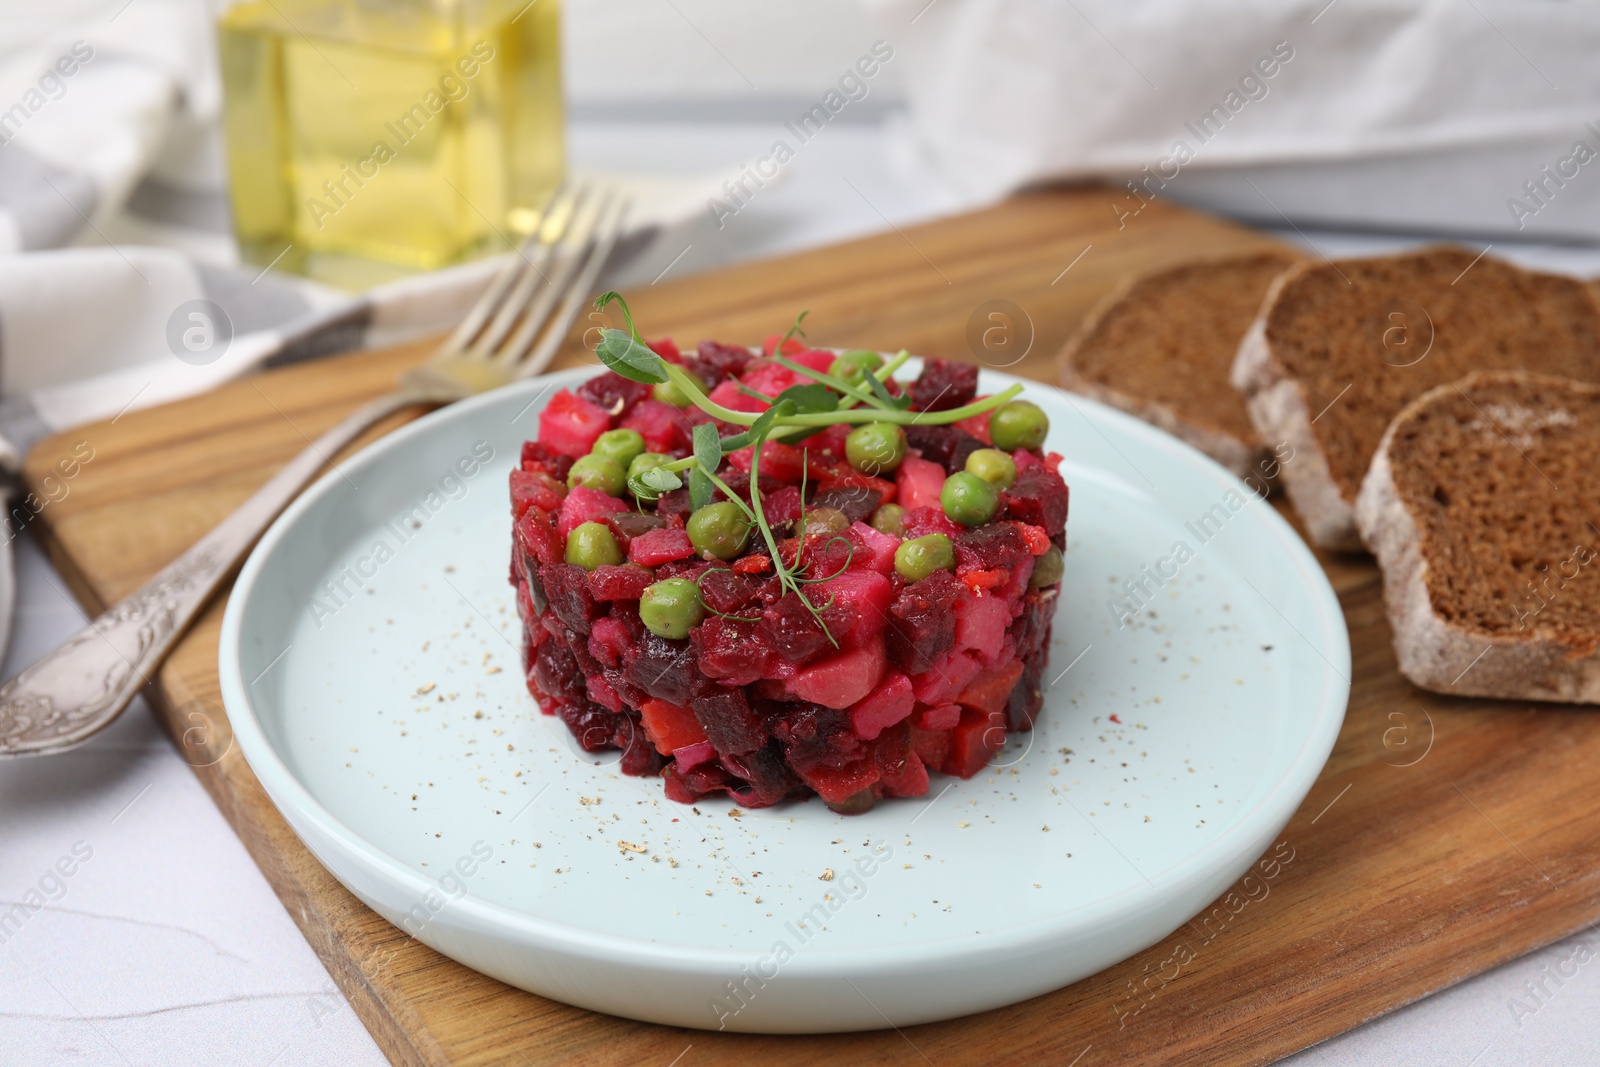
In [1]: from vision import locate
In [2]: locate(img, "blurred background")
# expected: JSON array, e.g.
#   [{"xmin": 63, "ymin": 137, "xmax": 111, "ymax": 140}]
[
  {"xmin": 0, "ymin": 0, "xmax": 1590, "ymax": 452},
  {"xmin": 9, "ymin": 0, "xmax": 1600, "ymax": 297}
]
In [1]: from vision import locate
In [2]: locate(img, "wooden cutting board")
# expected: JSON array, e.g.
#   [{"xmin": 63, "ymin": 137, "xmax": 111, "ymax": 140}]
[{"xmin": 22, "ymin": 187, "xmax": 1600, "ymax": 1066}]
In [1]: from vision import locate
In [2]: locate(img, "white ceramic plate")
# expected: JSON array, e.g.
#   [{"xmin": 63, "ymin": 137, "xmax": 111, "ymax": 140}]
[{"xmin": 219, "ymin": 366, "xmax": 1349, "ymax": 1033}]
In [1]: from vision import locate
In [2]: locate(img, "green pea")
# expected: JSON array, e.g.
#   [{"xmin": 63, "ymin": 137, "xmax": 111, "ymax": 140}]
[
  {"xmin": 801, "ymin": 506, "xmax": 850, "ymax": 537},
  {"xmin": 989, "ymin": 400, "xmax": 1049, "ymax": 451},
  {"xmin": 565, "ymin": 521, "xmax": 623, "ymax": 571},
  {"xmin": 640, "ymin": 577, "xmax": 704, "ymax": 639},
  {"xmin": 591, "ymin": 428, "xmax": 645, "ymax": 469},
  {"xmin": 652, "ymin": 379, "xmax": 691, "ymax": 408},
  {"xmin": 845, "ymin": 422, "xmax": 907, "ymax": 475},
  {"xmin": 941, "ymin": 471, "xmax": 999, "ymax": 527},
  {"xmin": 686, "ymin": 501, "xmax": 751, "ymax": 560},
  {"xmin": 965, "ymin": 448, "xmax": 1017, "ymax": 489},
  {"xmin": 829, "ymin": 349, "xmax": 885, "ymax": 388},
  {"xmin": 1029, "ymin": 544, "xmax": 1064, "ymax": 588},
  {"xmin": 869, "ymin": 503, "xmax": 907, "ymax": 537},
  {"xmin": 894, "ymin": 533, "xmax": 955, "ymax": 582},
  {"xmin": 568, "ymin": 454, "xmax": 626, "ymax": 497},
  {"xmin": 626, "ymin": 452, "xmax": 672, "ymax": 501}
]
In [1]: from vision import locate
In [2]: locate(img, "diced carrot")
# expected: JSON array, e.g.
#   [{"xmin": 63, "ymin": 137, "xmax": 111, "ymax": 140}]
[
  {"xmin": 1009, "ymin": 521, "xmax": 1052, "ymax": 556},
  {"xmin": 639, "ymin": 698, "xmax": 708, "ymax": 755},
  {"xmin": 959, "ymin": 569, "xmax": 1006, "ymax": 594}
]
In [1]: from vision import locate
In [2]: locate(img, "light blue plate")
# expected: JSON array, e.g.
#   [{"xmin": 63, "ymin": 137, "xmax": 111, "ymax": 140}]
[{"xmin": 219, "ymin": 366, "xmax": 1348, "ymax": 1032}]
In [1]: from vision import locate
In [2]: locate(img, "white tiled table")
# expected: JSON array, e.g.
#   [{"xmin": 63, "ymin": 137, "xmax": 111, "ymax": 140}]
[{"xmin": 3, "ymin": 117, "xmax": 1599, "ymax": 1066}]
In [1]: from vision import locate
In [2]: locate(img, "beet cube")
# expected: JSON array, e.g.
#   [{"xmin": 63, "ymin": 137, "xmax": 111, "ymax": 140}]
[
  {"xmin": 628, "ymin": 527, "xmax": 695, "ymax": 567},
  {"xmin": 901, "ymin": 506, "xmax": 962, "ymax": 540},
  {"xmin": 556, "ymin": 487, "xmax": 628, "ymax": 540},
  {"xmin": 656, "ymin": 488, "xmax": 692, "ymax": 520},
  {"xmin": 949, "ymin": 433, "xmax": 987, "ymax": 474},
  {"xmin": 625, "ymin": 631, "xmax": 694, "ymax": 705},
  {"xmin": 693, "ymin": 617, "xmax": 773, "ymax": 686},
  {"xmin": 520, "ymin": 440, "xmax": 574, "ymax": 481},
  {"xmin": 771, "ymin": 702, "xmax": 863, "ymax": 774},
  {"xmin": 885, "ymin": 570, "xmax": 966, "ymax": 675},
  {"xmin": 588, "ymin": 564, "xmax": 655, "ymax": 601},
  {"xmin": 602, "ymin": 667, "xmax": 649, "ymax": 710},
  {"xmin": 690, "ymin": 687, "xmax": 765, "ymax": 757},
  {"xmin": 576, "ymin": 371, "xmax": 652, "ymax": 416},
  {"xmin": 515, "ymin": 506, "xmax": 563, "ymax": 568},
  {"xmin": 533, "ymin": 638, "xmax": 583, "ymax": 705},
  {"xmin": 762, "ymin": 485, "xmax": 804, "ymax": 531},
  {"xmin": 538, "ymin": 390, "xmax": 612, "ymax": 458},
  {"xmin": 905, "ymin": 426, "xmax": 986, "ymax": 474},
  {"xmin": 618, "ymin": 714, "xmax": 666, "ymax": 777},
  {"xmin": 558, "ymin": 701, "xmax": 617, "ymax": 751},
  {"xmin": 542, "ymin": 563, "xmax": 599, "ymax": 634},
  {"xmin": 564, "ymin": 628, "xmax": 603, "ymax": 677},
  {"xmin": 1006, "ymin": 654, "xmax": 1045, "ymax": 731},
  {"xmin": 909, "ymin": 358, "xmax": 978, "ymax": 412},
  {"xmin": 812, "ymin": 485, "xmax": 882, "ymax": 524},
  {"xmin": 621, "ymin": 399, "xmax": 693, "ymax": 454},
  {"xmin": 726, "ymin": 741, "xmax": 804, "ymax": 808},
  {"xmin": 904, "ymin": 426, "xmax": 963, "ymax": 468},
  {"xmin": 761, "ymin": 593, "xmax": 833, "ymax": 665},
  {"xmin": 698, "ymin": 339, "xmax": 754, "ymax": 377},
  {"xmin": 697, "ymin": 569, "xmax": 758, "ymax": 615},
  {"xmin": 1002, "ymin": 467, "xmax": 1069, "ymax": 538},
  {"xmin": 954, "ymin": 522, "xmax": 1031, "ymax": 574},
  {"xmin": 943, "ymin": 707, "xmax": 1007, "ymax": 778},
  {"xmin": 509, "ymin": 468, "xmax": 565, "ymax": 520}
]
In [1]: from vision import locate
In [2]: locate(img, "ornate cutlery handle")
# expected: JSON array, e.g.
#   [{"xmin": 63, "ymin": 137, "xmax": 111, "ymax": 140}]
[{"xmin": 0, "ymin": 389, "xmax": 434, "ymax": 756}]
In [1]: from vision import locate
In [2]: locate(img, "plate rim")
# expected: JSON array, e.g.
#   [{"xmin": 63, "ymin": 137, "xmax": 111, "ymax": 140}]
[{"xmin": 219, "ymin": 364, "xmax": 1351, "ymax": 974}]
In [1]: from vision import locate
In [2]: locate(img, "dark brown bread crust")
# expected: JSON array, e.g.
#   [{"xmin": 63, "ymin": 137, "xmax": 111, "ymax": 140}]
[
  {"xmin": 1060, "ymin": 251, "xmax": 1299, "ymax": 476},
  {"xmin": 1356, "ymin": 372, "xmax": 1600, "ymax": 702},
  {"xmin": 1235, "ymin": 247, "xmax": 1600, "ymax": 549}
]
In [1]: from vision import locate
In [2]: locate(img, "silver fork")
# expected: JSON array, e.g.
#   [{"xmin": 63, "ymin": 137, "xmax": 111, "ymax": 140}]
[{"xmin": 0, "ymin": 181, "xmax": 630, "ymax": 757}]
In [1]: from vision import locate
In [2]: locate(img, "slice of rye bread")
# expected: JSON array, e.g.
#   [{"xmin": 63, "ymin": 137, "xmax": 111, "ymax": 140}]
[
  {"xmin": 1060, "ymin": 250, "xmax": 1300, "ymax": 476},
  {"xmin": 1356, "ymin": 372, "xmax": 1600, "ymax": 702},
  {"xmin": 1233, "ymin": 246, "xmax": 1600, "ymax": 549}
]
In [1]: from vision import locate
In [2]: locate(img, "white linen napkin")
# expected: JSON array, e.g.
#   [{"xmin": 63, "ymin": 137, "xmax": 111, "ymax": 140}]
[{"xmin": 868, "ymin": 0, "xmax": 1600, "ymax": 241}]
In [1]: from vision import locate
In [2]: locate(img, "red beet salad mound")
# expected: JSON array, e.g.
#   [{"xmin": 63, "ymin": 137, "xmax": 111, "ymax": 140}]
[{"xmin": 509, "ymin": 295, "xmax": 1067, "ymax": 814}]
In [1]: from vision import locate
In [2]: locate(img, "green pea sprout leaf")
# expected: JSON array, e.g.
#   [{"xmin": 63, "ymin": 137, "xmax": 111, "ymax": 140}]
[
  {"xmin": 771, "ymin": 382, "xmax": 837, "ymax": 415},
  {"xmin": 688, "ymin": 423, "xmax": 722, "ymax": 512},
  {"xmin": 595, "ymin": 328, "xmax": 668, "ymax": 385},
  {"xmin": 688, "ymin": 468, "xmax": 715, "ymax": 512},
  {"xmin": 629, "ymin": 467, "xmax": 683, "ymax": 499},
  {"xmin": 692, "ymin": 422, "xmax": 722, "ymax": 476}
]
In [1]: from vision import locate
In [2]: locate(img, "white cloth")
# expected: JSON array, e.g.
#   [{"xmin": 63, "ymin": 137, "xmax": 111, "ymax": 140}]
[{"xmin": 868, "ymin": 0, "xmax": 1600, "ymax": 239}]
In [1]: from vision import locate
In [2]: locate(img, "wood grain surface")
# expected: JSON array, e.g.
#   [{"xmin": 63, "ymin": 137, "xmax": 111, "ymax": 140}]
[{"xmin": 22, "ymin": 187, "xmax": 1600, "ymax": 1066}]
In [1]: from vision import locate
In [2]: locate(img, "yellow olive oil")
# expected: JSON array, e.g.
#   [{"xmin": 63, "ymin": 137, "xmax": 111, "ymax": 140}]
[{"xmin": 218, "ymin": 0, "xmax": 563, "ymax": 288}]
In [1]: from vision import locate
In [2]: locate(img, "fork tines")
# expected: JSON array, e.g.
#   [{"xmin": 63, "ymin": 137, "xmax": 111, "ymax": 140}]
[{"xmin": 440, "ymin": 181, "xmax": 631, "ymax": 379}]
